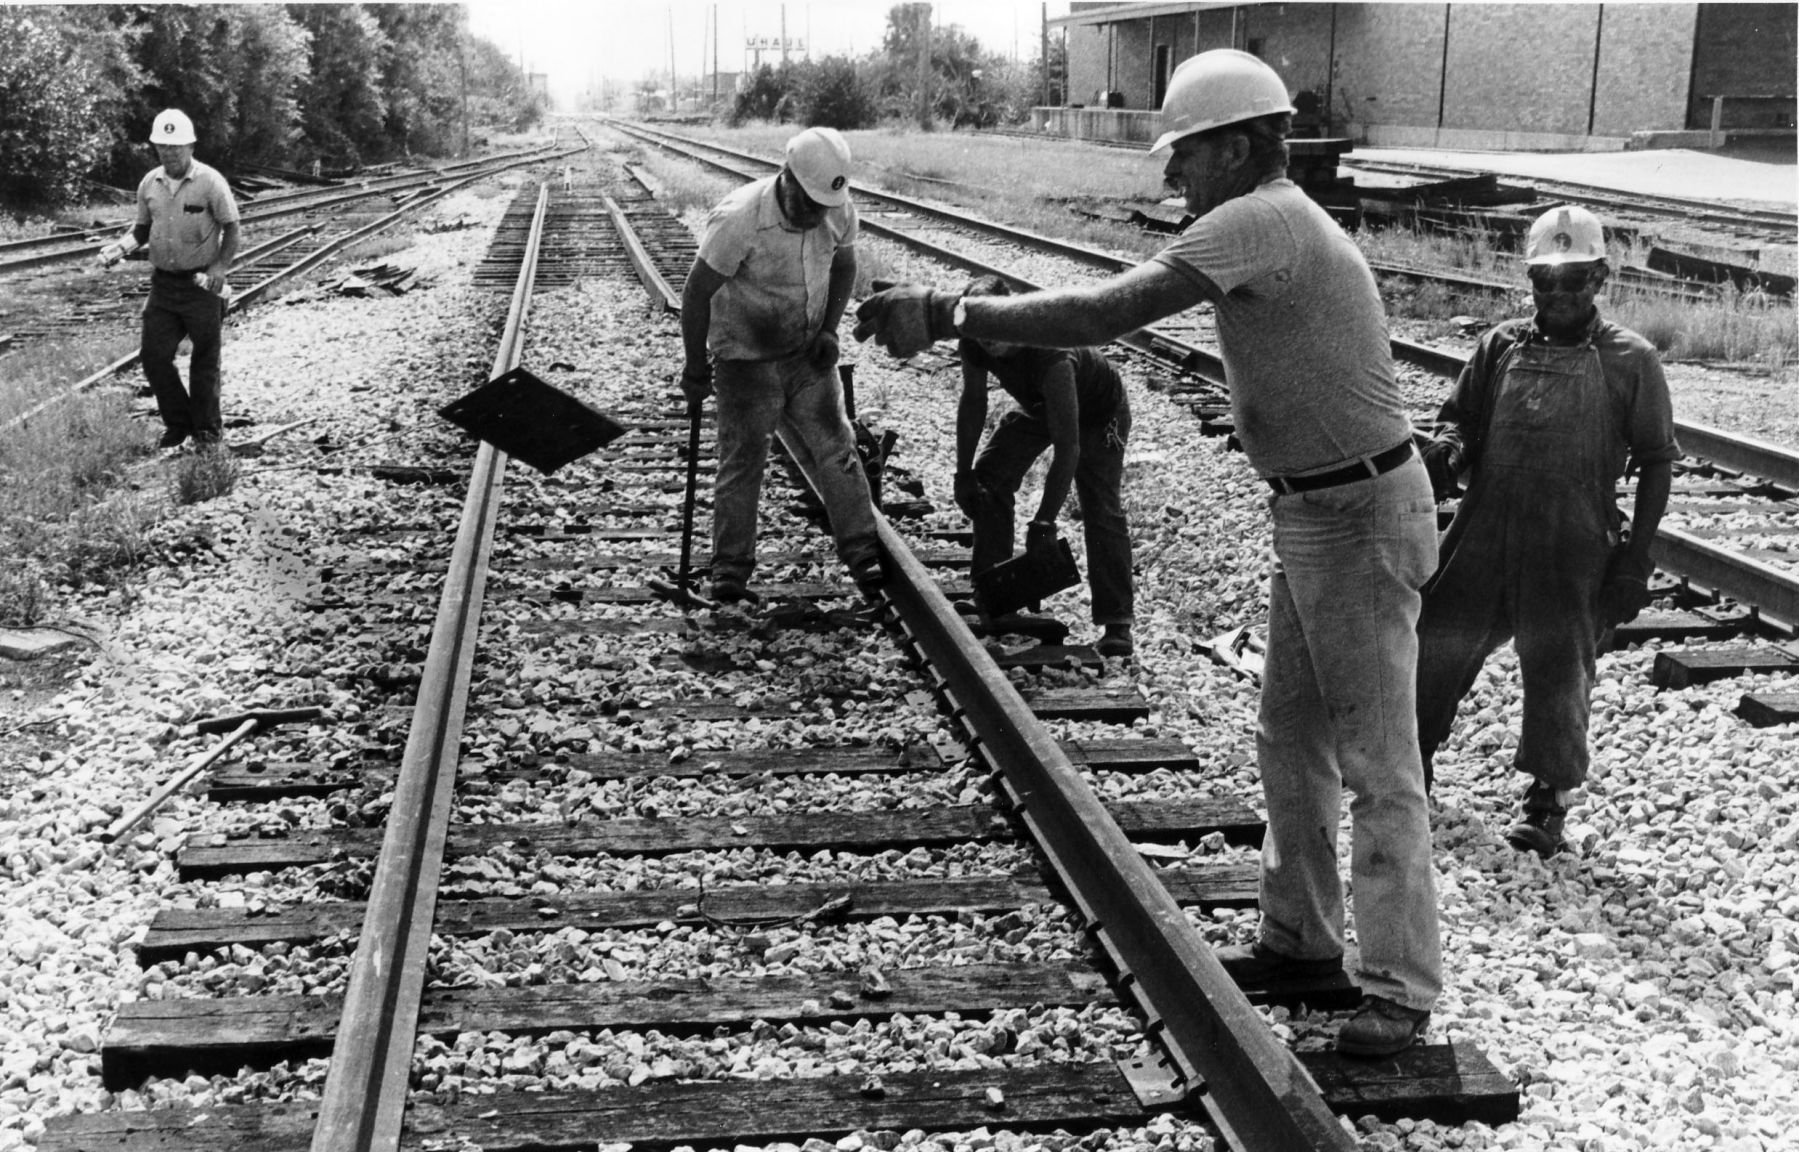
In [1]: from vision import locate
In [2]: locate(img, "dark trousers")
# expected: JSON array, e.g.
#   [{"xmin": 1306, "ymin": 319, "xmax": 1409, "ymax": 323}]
[
  {"xmin": 971, "ymin": 404, "xmax": 1134, "ymax": 625},
  {"xmin": 142, "ymin": 270, "xmax": 225, "ymax": 438}
]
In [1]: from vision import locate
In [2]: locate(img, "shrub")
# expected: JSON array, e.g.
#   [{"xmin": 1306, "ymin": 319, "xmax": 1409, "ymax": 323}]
[{"xmin": 0, "ymin": 10, "xmax": 110, "ymax": 212}]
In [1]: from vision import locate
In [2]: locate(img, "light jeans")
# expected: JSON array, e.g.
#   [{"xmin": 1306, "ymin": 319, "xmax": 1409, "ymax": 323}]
[
  {"xmin": 710, "ymin": 353, "xmax": 879, "ymax": 584},
  {"xmin": 1255, "ymin": 457, "xmax": 1443, "ymax": 1011}
]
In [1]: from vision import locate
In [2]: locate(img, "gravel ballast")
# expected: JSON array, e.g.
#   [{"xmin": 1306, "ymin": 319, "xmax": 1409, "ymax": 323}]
[{"xmin": 5, "ymin": 140, "xmax": 1799, "ymax": 1152}]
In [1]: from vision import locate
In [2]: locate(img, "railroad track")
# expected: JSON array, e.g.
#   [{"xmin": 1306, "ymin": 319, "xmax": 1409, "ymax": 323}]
[
  {"xmin": 611, "ymin": 120, "xmax": 1799, "ymax": 676},
  {"xmin": 40, "ymin": 143, "xmax": 1518, "ymax": 1152},
  {"xmin": 2, "ymin": 134, "xmax": 590, "ymax": 437},
  {"xmin": 0, "ymin": 138, "xmax": 578, "ymax": 362}
]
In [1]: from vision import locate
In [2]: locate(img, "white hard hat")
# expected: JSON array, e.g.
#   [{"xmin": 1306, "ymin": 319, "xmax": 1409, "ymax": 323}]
[
  {"xmin": 1525, "ymin": 205, "xmax": 1607, "ymax": 265},
  {"xmin": 785, "ymin": 127, "xmax": 852, "ymax": 207},
  {"xmin": 1151, "ymin": 50, "xmax": 1296, "ymax": 155},
  {"xmin": 150, "ymin": 109, "xmax": 196, "ymax": 146}
]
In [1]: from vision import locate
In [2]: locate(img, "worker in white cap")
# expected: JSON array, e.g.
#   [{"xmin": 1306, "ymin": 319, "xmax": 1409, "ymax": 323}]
[
  {"xmin": 853, "ymin": 49, "xmax": 1443, "ymax": 1058},
  {"xmin": 1415, "ymin": 203, "xmax": 1679, "ymax": 856},
  {"xmin": 679, "ymin": 126, "xmax": 881, "ymax": 606},
  {"xmin": 99, "ymin": 108, "xmax": 240, "ymax": 449}
]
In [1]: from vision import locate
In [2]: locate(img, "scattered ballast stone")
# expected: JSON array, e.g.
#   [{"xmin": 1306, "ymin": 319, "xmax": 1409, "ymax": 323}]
[{"xmin": 6, "ymin": 146, "xmax": 1798, "ymax": 1152}]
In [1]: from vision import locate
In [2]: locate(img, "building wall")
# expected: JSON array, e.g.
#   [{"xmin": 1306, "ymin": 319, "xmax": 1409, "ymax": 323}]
[
  {"xmin": 1066, "ymin": 23, "xmax": 1110, "ymax": 106},
  {"xmin": 1442, "ymin": 4, "xmax": 1598, "ymax": 135},
  {"xmin": 1688, "ymin": 3, "xmax": 1797, "ymax": 128},
  {"xmin": 1057, "ymin": 2, "xmax": 1748, "ymax": 146},
  {"xmin": 1592, "ymin": 4, "xmax": 1696, "ymax": 136},
  {"xmin": 1332, "ymin": 3, "xmax": 1449, "ymax": 134}
]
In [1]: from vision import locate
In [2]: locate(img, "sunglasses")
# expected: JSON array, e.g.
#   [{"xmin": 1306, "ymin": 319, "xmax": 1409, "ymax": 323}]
[{"xmin": 1528, "ymin": 265, "xmax": 1598, "ymax": 292}]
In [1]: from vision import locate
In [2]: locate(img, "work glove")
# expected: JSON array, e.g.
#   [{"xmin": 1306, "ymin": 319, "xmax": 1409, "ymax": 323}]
[
  {"xmin": 852, "ymin": 285, "xmax": 960, "ymax": 359},
  {"xmin": 953, "ymin": 470, "xmax": 996, "ymax": 520},
  {"xmin": 194, "ymin": 271, "xmax": 232, "ymax": 299},
  {"xmin": 1025, "ymin": 518, "xmax": 1059, "ymax": 555},
  {"xmin": 1597, "ymin": 545, "xmax": 1655, "ymax": 627},
  {"xmin": 97, "ymin": 243, "xmax": 126, "ymax": 267},
  {"xmin": 809, "ymin": 330, "xmax": 840, "ymax": 370},
  {"xmin": 1420, "ymin": 436, "xmax": 1463, "ymax": 500},
  {"xmin": 680, "ymin": 361, "xmax": 713, "ymax": 405}
]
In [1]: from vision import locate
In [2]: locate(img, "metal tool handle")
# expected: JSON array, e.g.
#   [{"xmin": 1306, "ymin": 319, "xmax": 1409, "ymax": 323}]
[
  {"xmin": 677, "ymin": 397, "xmax": 702, "ymax": 595},
  {"xmin": 101, "ymin": 719, "xmax": 258, "ymax": 843},
  {"xmin": 195, "ymin": 705, "xmax": 323, "ymax": 735}
]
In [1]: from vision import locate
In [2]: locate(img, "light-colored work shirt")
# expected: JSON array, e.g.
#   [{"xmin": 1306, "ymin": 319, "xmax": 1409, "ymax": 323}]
[
  {"xmin": 697, "ymin": 175, "xmax": 857, "ymax": 361},
  {"xmin": 1153, "ymin": 178, "xmax": 1410, "ymax": 476},
  {"xmin": 136, "ymin": 159, "xmax": 239, "ymax": 274}
]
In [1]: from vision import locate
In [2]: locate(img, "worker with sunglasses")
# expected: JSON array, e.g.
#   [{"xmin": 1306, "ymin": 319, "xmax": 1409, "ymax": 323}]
[{"xmin": 1414, "ymin": 204, "xmax": 1681, "ymax": 857}]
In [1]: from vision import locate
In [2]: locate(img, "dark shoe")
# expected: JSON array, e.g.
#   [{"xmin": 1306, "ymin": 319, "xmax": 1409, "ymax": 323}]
[
  {"xmin": 1096, "ymin": 624, "xmax": 1134, "ymax": 658},
  {"xmin": 158, "ymin": 428, "xmax": 190, "ymax": 449},
  {"xmin": 1213, "ymin": 942, "xmax": 1345, "ymax": 988},
  {"xmin": 1337, "ymin": 996, "xmax": 1430, "ymax": 1058},
  {"xmin": 1506, "ymin": 781, "xmax": 1571, "ymax": 858},
  {"xmin": 850, "ymin": 555, "xmax": 885, "ymax": 600},
  {"xmin": 710, "ymin": 577, "xmax": 759, "ymax": 606}
]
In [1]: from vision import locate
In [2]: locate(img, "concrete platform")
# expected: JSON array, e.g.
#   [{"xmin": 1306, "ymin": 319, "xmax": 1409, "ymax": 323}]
[{"xmin": 1349, "ymin": 145, "xmax": 1797, "ymax": 212}]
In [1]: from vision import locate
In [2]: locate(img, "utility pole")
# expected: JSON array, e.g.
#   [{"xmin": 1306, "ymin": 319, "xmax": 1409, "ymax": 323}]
[
  {"xmin": 917, "ymin": 3, "xmax": 932, "ymax": 129},
  {"xmin": 781, "ymin": 6, "xmax": 788, "ymax": 66},
  {"xmin": 1041, "ymin": 3, "xmax": 1050, "ymax": 106},
  {"xmin": 668, "ymin": 6, "xmax": 678, "ymax": 113},
  {"xmin": 712, "ymin": 4, "xmax": 719, "ymax": 106}
]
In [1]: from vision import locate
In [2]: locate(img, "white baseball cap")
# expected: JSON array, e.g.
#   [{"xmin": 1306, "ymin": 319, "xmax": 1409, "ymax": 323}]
[
  {"xmin": 785, "ymin": 127, "xmax": 852, "ymax": 207},
  {"xmin": 150, "ymin": 109, "xmax": 197, "ymax": 146},
  {"xmin": 1525, "ymin": 205, "xmax": 1607, "ymax": 266}
]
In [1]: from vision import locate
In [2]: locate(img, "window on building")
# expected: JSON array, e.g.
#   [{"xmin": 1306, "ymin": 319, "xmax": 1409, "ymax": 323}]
[
  {"xmin": 1154, "ymin": 44, "xmax": 1172, "ymax": 106},
  {"xmin": 1246, "ymin": 37, "xmax": 1265, "ymax": 57}
]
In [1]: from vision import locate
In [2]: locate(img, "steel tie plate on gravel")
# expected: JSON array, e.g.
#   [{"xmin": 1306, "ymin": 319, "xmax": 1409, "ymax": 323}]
[{"xmin": 438, "ymin": 365, "xmax": 629, "ymax": 474}]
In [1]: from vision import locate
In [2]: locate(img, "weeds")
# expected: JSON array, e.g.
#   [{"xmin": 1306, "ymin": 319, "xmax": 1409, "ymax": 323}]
[{"xmin": 171, "ymin": 444, "xmax": 241, "ymax": 505}]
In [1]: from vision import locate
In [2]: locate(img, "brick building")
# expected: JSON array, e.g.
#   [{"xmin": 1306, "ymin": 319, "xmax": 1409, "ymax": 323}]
[{"xmin": 1041, "ymin": 2, "xmax": 1796, "ymax": 151}]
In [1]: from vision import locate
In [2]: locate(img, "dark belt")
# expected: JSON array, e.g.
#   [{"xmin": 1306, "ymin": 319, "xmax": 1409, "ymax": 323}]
[
  {"xmin": 153, "ymin": 266, "xmax": 206, "ymax": 279},
  {"xmin": 1265, "ymin": 439, "xmax": 1416, "ymax": 496}
]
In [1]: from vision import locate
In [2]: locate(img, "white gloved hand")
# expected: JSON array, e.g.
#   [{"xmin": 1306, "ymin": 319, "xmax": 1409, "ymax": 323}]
[{"xmin": 98, "ymin": 243, "xmax": 125, "ymax": 267}]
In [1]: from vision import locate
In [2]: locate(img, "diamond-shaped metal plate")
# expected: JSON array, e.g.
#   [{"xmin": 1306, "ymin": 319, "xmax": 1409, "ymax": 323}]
[{"xmin": 438, "ymin": 366, "xmax": 628, "ymax": 474}]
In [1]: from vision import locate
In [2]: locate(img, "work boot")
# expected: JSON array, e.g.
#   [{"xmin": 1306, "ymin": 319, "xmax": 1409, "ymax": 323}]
[
  {"xmin": 1096, "ymin": 623, "xmax": 1134, "ymax": 658},
  {"xmin": 1212, "ymin": 942, "xmax": 1344, "ymax": 988},
  {"xmin": 158, "ymin": 427, "xmax": 190, "ymax": 449},
  {"xmin": 1506, "ymin": 780, "xmax": 1571, "ymax": 858},
  {"xmin": 710, "ymin": 577, "xmax": 759, "ymax": 606},
  {"xmin": 850, "ymin": 555, "xmax": 886, "ymax": 601},
  {"xmin": 1337, "ymin": 996, "xmax": 1431, "ymax": 1058}
]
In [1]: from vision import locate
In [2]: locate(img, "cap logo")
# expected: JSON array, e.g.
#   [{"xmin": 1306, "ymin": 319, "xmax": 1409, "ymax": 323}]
[
  {"xmin": 1553, "ymin": 232, "xmax": 1572, "ymax": 252},
  {"xmin": 830, "ymin": 176, "xmax": 845, "ymax": 191},
  {"xmin": 162, "ymin": 123, "xmax": 174, "ymax": 134}
]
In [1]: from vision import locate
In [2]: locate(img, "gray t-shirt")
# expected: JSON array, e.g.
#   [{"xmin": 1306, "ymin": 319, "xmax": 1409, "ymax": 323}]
[{"xmin": 1153, "ymin": 179, "xmax": 1410, "ymax": 476}]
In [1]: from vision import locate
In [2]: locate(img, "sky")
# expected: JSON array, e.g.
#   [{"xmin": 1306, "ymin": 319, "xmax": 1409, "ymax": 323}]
[{"xmin": 467, "ymin": 0, "xmax": 1073, "ymax": 107}]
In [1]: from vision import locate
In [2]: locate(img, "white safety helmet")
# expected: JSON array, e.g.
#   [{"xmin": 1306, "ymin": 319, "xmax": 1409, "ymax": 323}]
[
  {"xmin": 1151, "ymin": 49, "xmax": 1296, "ymax": 155},
  {"xmin": 1524, "ymin": 205, "xmax": 1607, "ymax": 265},
  {"xmin": 785, "ymin": 127, "xmax": 852, "ymax": 207},
  {"xmin": 150, "ymin": 109, "xmax": 197, "ymax": 146}
]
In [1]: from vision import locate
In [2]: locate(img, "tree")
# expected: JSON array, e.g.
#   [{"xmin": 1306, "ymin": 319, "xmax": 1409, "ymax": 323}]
[
  {"xmin": 793, "ymin": 58, "xmax": 876, "ymax": 131},
  {"xmin": 0, "ymin": 9, "xmax": 111, "ymax": 212},
  {"xmin": 291, "ymin": 5, "xmax": 388, "ymax": 167}
]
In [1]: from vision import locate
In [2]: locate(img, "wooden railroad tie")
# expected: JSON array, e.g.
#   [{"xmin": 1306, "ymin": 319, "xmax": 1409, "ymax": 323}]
[
  {"xmin": 135, "ymin": 871, "xmax": 1262, "ymax": 963},
  {"xmin": 50, "ymin": 1055, "xmax": 1516, "ymax": 1151},
  {"xmin": 1650, "ymin": 643, "xmax": 1799, "ymax": 689},
  {"xmin": 174, "ymin": 797, "xmax": 1262, "ymax": 880}
]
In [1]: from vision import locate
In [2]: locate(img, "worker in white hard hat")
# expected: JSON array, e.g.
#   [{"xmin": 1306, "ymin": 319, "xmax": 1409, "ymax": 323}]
[
  {"xmin": 1415, "ymin": 203, "xmax": 1679, "ymax": 856},
  {"xmin": 854, "ymin": 48, "xmax": 1443, "ymax": 1057},
  {"xmin": 98, "ymin": 108, "xmax": 241, "ymax": 449},
  {"xmin": 680, "ymin": 126, "xmax": 882, "ymax": 605}
]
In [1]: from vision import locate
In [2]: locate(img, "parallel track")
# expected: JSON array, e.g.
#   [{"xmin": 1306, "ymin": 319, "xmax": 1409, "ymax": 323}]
[{"xmin": 613, "ymin": 119, "xmax": 1799, "ymax": 634}]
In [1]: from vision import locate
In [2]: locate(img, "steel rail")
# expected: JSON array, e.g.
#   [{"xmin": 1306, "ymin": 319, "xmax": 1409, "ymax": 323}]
[
  {"xmin": 0, "ymin": 143, "xmax": 573, "ymax": 275},
  {"xmin": 605, "ymin": 148, "xmax": 1351, "ymax": 1152},
  {"xmin": 601, "ymin": 121, "xmax": 1228, "ymax": 385},
  {"xmin": 308, "ymin": 182, "xmax": 548, "ymax": 1152},
  {"xmin": 2, "ymin": 144, "xmax": 579, "ymax": 437},
  {"xmin": 610, "ymin": 120, "xmax": 1799, "ymax": 643},
  {"xmin": 602, "ymin": 194, "xmax": 681, "ymax": 309},
  {"xmin": 1656, "ymin": 525, "xmax": 1799, "ymax": 629}
]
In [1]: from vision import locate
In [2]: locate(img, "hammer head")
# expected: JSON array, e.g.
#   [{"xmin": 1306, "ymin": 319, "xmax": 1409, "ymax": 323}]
[{"xmin": 195, "ymin": 706, "xmax": 324, "ymax": 735}]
